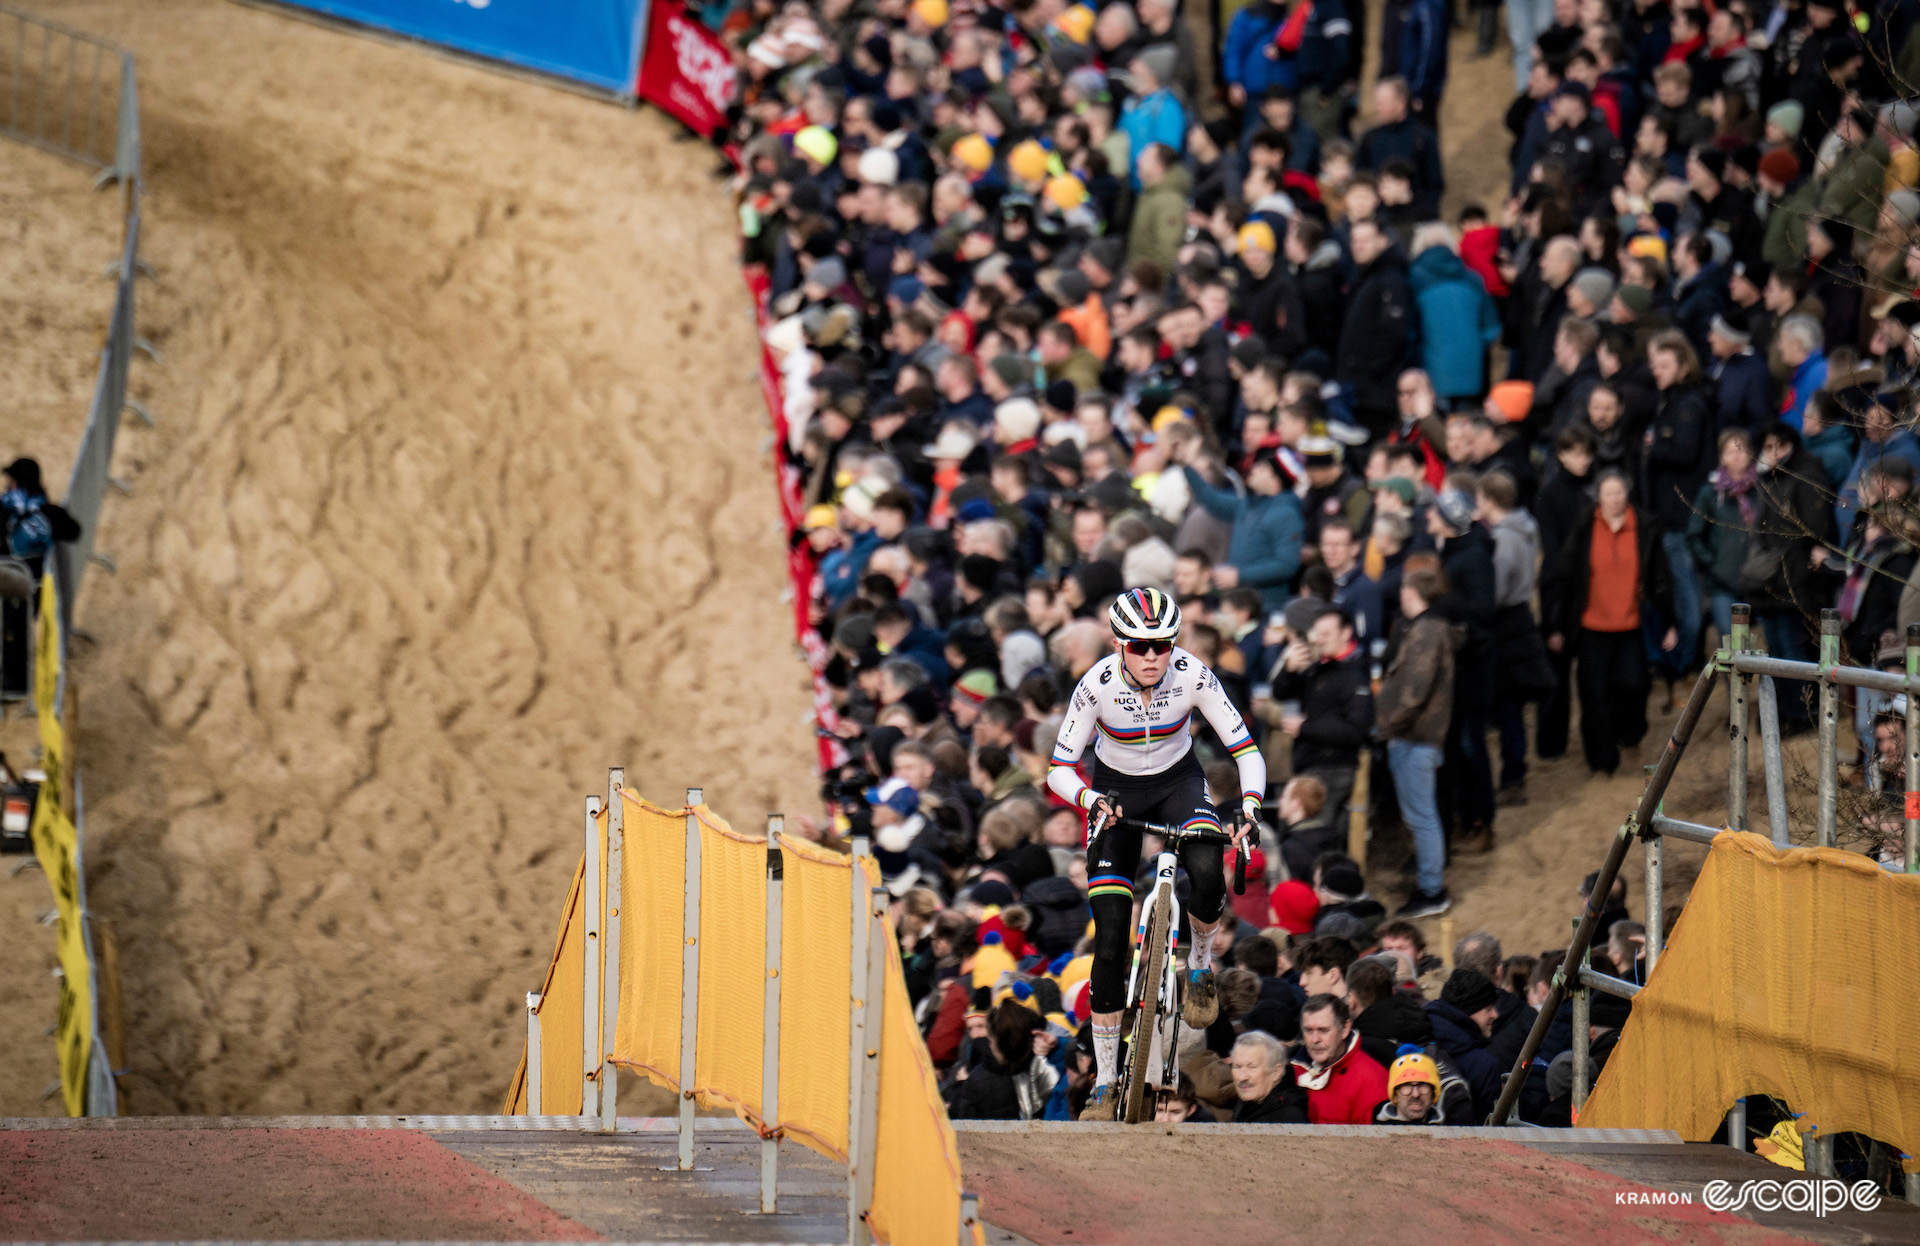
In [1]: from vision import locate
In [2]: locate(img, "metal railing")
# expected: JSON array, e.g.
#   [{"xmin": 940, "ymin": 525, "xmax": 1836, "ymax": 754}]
[
  {"xmin": 0, "ymin": 4, "xmax": 141, "ymax": 1118},
  {"xmin": 1488, "ymin": 605, "xmax": 1920, "ymax": 1202},
  {"xmin": 0, "ymin": 4, "xmax": 133, "ymax": 178}
]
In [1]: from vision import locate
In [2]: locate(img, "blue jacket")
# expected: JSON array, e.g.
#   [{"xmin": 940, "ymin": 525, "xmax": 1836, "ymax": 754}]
[
  {"xmin": 1805, "ymin": 423, "xmax": 1856, "ymax": 490},
  {"xmin": 1222, "ymin": 1, "xmax": 1297, "ymax": 97},
  {"xmin": 1396, "ymin": 0, "xmax": 1450, "ymax": 101},
  {"xmin": 1181, "ymin": 465, "xmax": 1303, "ymax": 610},
  {"xmin": 1120, "ymin": 89, "xmax": 1188, "ymax": 187},
  {"xmin": 1711, "ymin": 350, "xmax": 1772, "ymax": 433},
  {"xmin": 890, "ymin": 621, "xmax": 953, "ymax": 690},
  {"xmin": 1780, "ymin": 353, "xmax": 1828, "ymax": 429},
  {"xmin": 1408, "ymin": 245, "xmax": 1500, "ymax": 400},
  {"xmin": 820, "ymin": 528, "xmax": 881, "ymax": 609},
  {"xmin": 1, "ymin": 489, "xmax": 51, "ymax": 560},
  {"xmin": 1837, "ymin": 429, "xmax": 1920, "ymax": 538},
  {"xmin": 1295, "ymin": 0, "xmax": 1353, "ymax": 92}
]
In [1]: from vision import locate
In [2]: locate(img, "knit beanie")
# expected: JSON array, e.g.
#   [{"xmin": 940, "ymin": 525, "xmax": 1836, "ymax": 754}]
[
  {"xmin": 1758, "ymin": 148, "xmax": 1801, "ymax": 186},
  {"xmin": 1766, "ymin": 100, "xmax": 1805, "ymax": 141},
  {"xmin": 1569, "ymin": 267, "xmax": 1616, "ymax": 312},
  {"xmin": 1440, "ymin": 967, "xmax": 1498, "ymax": 1015}
]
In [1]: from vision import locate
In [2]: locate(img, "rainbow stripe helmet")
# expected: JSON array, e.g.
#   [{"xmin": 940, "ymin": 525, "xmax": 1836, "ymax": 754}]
[{"xmin": 1108, "ymin": 586, "xmax": 1182, "ymax": 642}]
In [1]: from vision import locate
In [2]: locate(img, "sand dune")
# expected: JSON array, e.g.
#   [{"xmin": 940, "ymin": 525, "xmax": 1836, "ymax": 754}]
[{"xmin": 9, "ymin": 0, "xmax": 816, "ymax": 1116}]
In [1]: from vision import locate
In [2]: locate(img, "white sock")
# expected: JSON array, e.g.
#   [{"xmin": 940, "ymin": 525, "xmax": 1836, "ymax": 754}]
[
  {"xmin": 1093, "ymin": 1023, "xmax": 1121, "ymax": 1086},
  {"xmin": 1188, "ymin": 926, "xmax": 1215, "ymax": 971}
]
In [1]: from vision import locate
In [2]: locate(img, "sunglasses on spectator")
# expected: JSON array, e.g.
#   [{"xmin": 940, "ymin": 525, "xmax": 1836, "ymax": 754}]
[{"xmin": 1124, "ymin": 639, "xmax": 1173, "ymax": 656}]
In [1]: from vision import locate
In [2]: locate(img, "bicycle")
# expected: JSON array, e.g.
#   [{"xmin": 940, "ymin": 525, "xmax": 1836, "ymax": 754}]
[{"xmin": 1086, "ymin": 802, "xmax": 1249, "ymax": 1124}]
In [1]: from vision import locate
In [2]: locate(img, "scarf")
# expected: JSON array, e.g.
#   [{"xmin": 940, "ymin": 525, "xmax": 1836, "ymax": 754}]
[
  {"xmin": 1710, "ymin": 464, "xmax": 1760, "ymax": 524},
  {"xmin": 1292, "ymin": 1028, "xmax": 1358, "ymax": 1090},
  {"xmin": 1838, "ymin": 531, "xmax": 1893, "ymax": 623}
]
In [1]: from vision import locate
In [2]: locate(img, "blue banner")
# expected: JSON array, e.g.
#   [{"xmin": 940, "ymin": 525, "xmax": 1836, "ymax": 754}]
[{"xmin": 282, "ymin": 0, "xmax": 646, "ymax": 93}]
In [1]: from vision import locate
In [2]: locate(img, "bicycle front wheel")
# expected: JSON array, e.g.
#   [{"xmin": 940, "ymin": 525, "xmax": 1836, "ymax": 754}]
[{"xmin": 1120, "ymin": 886, "xmax": 1172, "ymax": 1125}]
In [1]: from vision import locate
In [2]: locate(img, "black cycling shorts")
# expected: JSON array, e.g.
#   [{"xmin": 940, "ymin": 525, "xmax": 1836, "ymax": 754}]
[{"xmin": 1084, "ymin": 750, "xmax": 1226, "ymax": 919}]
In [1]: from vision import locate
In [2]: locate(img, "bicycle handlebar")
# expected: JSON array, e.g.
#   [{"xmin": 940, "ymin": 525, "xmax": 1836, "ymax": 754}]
[{"xmin": 1088, "ymin": 801, "xmax": 1250, "ymax": 896}]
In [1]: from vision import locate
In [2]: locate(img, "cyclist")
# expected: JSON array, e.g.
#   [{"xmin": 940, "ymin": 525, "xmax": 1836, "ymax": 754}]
[{"xmin": 1047, "ymin": 586, "xmax": 1266, "ymax": 1121}]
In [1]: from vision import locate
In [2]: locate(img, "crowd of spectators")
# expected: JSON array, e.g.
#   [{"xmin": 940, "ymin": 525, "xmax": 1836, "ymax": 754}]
[{"xmin": 714, "ymin": 0, "xmax": 1920, "ymax": 1122}]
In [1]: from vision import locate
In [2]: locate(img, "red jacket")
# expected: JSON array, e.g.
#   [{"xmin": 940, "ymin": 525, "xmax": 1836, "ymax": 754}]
[
  {"xmin": 1290, "ymin": 1031, "xmax": 1391, "ymax": 1124},
  {"xmin": 1458, "ymin": 225, "xmax": 1508, "ymax": 297}
]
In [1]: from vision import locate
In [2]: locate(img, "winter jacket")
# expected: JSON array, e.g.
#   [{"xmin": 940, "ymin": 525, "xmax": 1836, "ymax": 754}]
[
  {"xmin": 1295, "ymin": 241, "xmax": 1348, "ymax": 359},
  {"xmin": 1425, "ymin": 999, "xmax": 1503, "ymax": 1122},
  {"xmin": 1748, "ymin": 450, "xmax": 1835, "ymax": 613},
  {"xmin": 1, "ymin": 489, "xmax": 51, "ymax": 561},
  {"xmin": 1231, "ymin": 1073, "xmax": 1301, "ymax": 1122},
  {"xmin": 1337, "ymin": 250, "xmax": 1419, "ymax": 417},
  {"xmin": 1119, "ymin": 90, "xmax": 1188, "ymax": 187},
  {"xmin": 1237, "ymin": 261, "xmax": 1309, "ymax": 360},
  {"xmin": 1485, "ymin": 988, "xmax": 1537, "ymax": 1077},
  {"xmin": 1355, "ymin": 119, "xmax": 1444, "ymax": 209},
  {"xmin": 1294, "ymin": 0, "xmax": 1354, "ymax": 92},
  {"xmin": 1805, "ymin": 425, "xmax": 1855, "ymax": 490},
  {"xmin": 1022, "ymin": 875, "xmax": 1090, "ymax": 957},
  {"xmin": 1287, "ymin": 1029, "xmax": 1391, "ymax": 1124},
  {"xmin": 1435, "ymin": 523, "xmax": 1498, "ymax": 708},
  {"xmin": 1181, "ymin": 465, "xmax": 1305, "ymax": 610},
  {"xmin": 1222, "ymin": 0, "xmax": 1297, "ymax": 96},
  {"xmin": 1534, "ymin": 466, "xmax": 1596, "ymax": 573},
  {"xmin": 1487, "ymin": 510, "xmax": 1541, "ymax": 608},
  {"xmin": 1837, "ymin": 429, "xmax": 1920, "ymax": 540},
  {"xmin": 1778, "ymin": 351, "xmax": 1827, "ymax": 431},
  {"xmin": 1641, "ymin": 381, "xmax": 1715, "ymax": 532},
  {"xmin": 1396, "ymin": 0, "xmax": 1449, "ymax": 101},
  {"xmin": 821, "ymin": 529, "xmax": 882, "ymax": 609},
  {"xmin": 1541, "ymin": 505, "xmax": 1677, "ymax": 640},
  {"xmin": 1272, "ymin": 646, "xmax": 1374, "ymax": 773},
  {"xmin": 1375, "ymin": 610, "xmax": 1455, "ymax": 746},
  {"xmin": 1409, "ymin": 245, "xmax": 1501, "ymax": 401},
  {"xmin": 1712, "ymin": 350, "xmax": 1773, "ymax": 433},
  {"xmin": 1685, "ymin": 476, "xmax": 1757, "ymax": 595},
  {"xmin": 1127, "ymin": 163, "xmax": 1191, "ymax": 271},
  {"xmin": 1671, "ymin": 264, "xmax": 1726, "ymax": 360}
]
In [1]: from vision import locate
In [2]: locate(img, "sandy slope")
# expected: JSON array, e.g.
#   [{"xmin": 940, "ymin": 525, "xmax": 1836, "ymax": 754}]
[{"xmin": 6, "ymin": 0, "xmax": 817, "ymax": 1116}]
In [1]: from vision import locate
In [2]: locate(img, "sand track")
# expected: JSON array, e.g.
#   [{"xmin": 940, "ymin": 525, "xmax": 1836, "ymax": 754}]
[{"xmin": 8, "ymin": 0, "xmax": 815, "ymax": 1116}]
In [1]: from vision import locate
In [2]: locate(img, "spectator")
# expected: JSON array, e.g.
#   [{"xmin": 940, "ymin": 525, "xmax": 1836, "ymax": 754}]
[
  {"xmin": 1476, "ymin": 472, "xmax": 1550, "ymax": 803},
  {"xmin": 1426, "ymin": 489, "xmax": 1497, "ymax": 852},
  {"xmin": 1641, "ymin": 330, "xmax": 1714, "ymax": 679},
  {"xmin": 1177, "ymin": 444, "xmax": 1304, "ymax": 612},
  {"xmin": 1287, "ymin": 994, "xmax": 1391, "ymax": 1124},
  {"xmin": 1377, "ymin": 566, "xmax": 1455, "ymax": 916},
  {"xmin": 1409, "ymin": 224, "xmax": 1503, "ymax": 408},
  {"xmin": 1375, "ymin": 1044, "xmax": 1473, "ymax": 1125},
  {"xmin": 1425, "ymin": 967, "xmax": 1503, "ymax": 1122},
  {"xmin": 1687, "ymin": 428, "xmax": 1761, "ymax": 645},
  {"xmin": 1339, "ymin": 217, "xmax": 1420, "ymax": 437},
  {"xmin": 1544, "ymin": 471, "xmax": 1677, "ymax": 775},
  {"xmin": 1269, "ymin": 604, "xmax": 1374, "ymax": 824},
  {"xmin": 1227, "ymin": 1030, "xmax": 1296, "ymax": 1122}
]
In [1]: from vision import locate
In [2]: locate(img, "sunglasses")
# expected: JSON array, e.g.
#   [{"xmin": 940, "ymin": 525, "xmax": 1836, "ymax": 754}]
[{"xmin": 1124, "ymin": 639, "xmax": 1173, "ymax": 656}]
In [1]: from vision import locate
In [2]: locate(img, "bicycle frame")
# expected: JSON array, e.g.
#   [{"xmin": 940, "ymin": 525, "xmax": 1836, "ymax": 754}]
[{"xmin": 1126, "ymin": 847, "xmax": 1184, "ymax": 1104}]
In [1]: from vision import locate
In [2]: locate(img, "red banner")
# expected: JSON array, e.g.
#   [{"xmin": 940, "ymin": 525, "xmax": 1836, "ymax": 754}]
[
  {"xmin": 742, "ymin": 266, "xmax": 847, "ymax": 776},
  {"xmin": 636, "ymin": 0, "xmax": 735, "ymax": 138}
]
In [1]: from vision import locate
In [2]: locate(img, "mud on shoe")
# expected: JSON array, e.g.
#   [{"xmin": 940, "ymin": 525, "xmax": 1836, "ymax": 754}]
[
  {"xmin": 1078, "ymin": 1084, "xmax": 1119, "ymax": 1121},
  {"xmin": 1182, "ymin": 967, "xmax": 1220, "ymax": 1027}
]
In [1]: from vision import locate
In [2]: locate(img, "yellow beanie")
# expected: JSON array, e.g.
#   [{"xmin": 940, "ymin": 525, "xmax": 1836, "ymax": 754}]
[
  {"xmin": 794, "ymin": 125, "xmax": 838, "ymax": 167},
  {"xmin": 1152, "ymin": 405, "xmax": 1191, "ymax": 435},
  {"xmin": 1044, "ymin": 174, "xmax": 1087, "ymax": 210},
  {"xmin": 1008, "ymin": 139, "xmax": 1050, "ymax": 183},
  {"xmin": 1054, "ymin": 4, "xmax": 1094, "ymax": 42},
  {"xmin": 952, "ymin": 133, "xmax": 993, "ymax": 173},
  {"xmin": 1388, "ymin": 1048, "xmax": 1442, "ymax": 1093},
  {"xmin": 803, "ymin": 504, "xmax": 839, "ymax": 530},
  {"xmin": 1238, "ymin": 220, "xmax": 1277, "ymax": 255},
  {"xmin": 913, "ymin": 0, "xmax": 949, "ymax": 26}
]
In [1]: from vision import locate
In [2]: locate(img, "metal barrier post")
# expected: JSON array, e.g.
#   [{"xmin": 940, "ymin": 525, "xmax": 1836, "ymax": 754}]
[
  {"xmin": 851, "ymin": 886, "xmax": 887, "ymax": 1246},
  {"xmin": 958, "ymin": 1191, "xmax": 981, "ymax": 1246},
  {"xmin": 1726, "ymin": 1096, "xmax": 1744, "ymax": 1151},
  {"xmin": 679, "ymin": 788, "xmax": 704, "ymax": 1169},
  {"xmin": 600, "ymin": 768, "xmax": 624, "ymax": 1132},
  {"xmin": 761, "ymin": 819, "xmax": 784, "ymax": 1215},
  {"xmin": 1759, "ymin": 675, "xmax": 1790, "ymax": 846},
  {"xmin": 1907, "ymin": 625, "xmax": 1919, "ymax": 874},
  {"xmin": 1907, "ymin": 1169, "xmax": 1919, "ymax": 1205},
  {"xmin": 1728, "ymin": 605, "xmax": 1750, "ymax": 831},
  {"xmin": 525, "ymin": 992, "xmax": 543, "ymax": 1116},
  {"xmin": 1818, "ymin": 610, "xmax": 1840, "ymax": 848},
  {"xmin": 1571, "ymin": 979, "xmax": 1591, "ymax": 1113},
  {"xmin": 846, "ymin": 834, "xmax": 870, "ymax": 1244},
  {"xmin": 1644, "ymin": 813, "xmax": 1663, "ymax": 971},
  {"xmin": 582, "ymin": 795, "xmax": 603, "ymax": 1120}
]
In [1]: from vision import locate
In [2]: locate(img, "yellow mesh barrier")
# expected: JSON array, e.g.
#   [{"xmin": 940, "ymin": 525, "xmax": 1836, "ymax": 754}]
[
  {"xmin": 869, "ymin": 912, "xmax": 964, "ymax": 1246},
  {"xmin": 614, "ymin": 793, "xmax": 687, "ymax": 1090},
  {"xmin": 691, "ymin": 806, "xmax": 768, "ymax": 1123},
  {"xmin": 777, "ymin": 833, "xmax": 855, "ymax": 1162},
  {"xmin": 508, "ymin": 794, "xmax": 966, "ymax": 1243},
  {"xmin": 1583, "ymin": 831, "xmax": 1920, "ymax": 1171},
  {"xmin": 501, "ymin": 853, "xmax": 587, "ymax": 1115}
]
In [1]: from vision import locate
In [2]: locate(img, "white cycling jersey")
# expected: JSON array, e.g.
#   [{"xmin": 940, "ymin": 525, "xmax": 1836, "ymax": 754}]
[{"xmin": 1046, "ymin": 647, "xmax": 1266, "ymax": 811}]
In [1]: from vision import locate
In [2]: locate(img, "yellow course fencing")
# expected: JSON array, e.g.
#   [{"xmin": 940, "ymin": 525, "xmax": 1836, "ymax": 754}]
[
  {"xmin": 502, "ymin": 787, "xmax": 964, "ymax": 1245},
  {"xmin": 1583, "ymin": 831, "xmax": 1920, "ymax": 1170}
]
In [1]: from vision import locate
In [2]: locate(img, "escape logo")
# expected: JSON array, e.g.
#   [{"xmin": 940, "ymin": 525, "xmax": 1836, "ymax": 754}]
[{"xmin": 1704, "ymin": 1180, "xmax": 1881, "ymax": 1216}]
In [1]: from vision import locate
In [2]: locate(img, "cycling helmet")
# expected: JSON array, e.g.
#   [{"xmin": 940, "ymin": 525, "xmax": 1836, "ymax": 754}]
[{"xmin": 1108, "ymin": 586, "xmax": 1182, "ymax": 641}]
